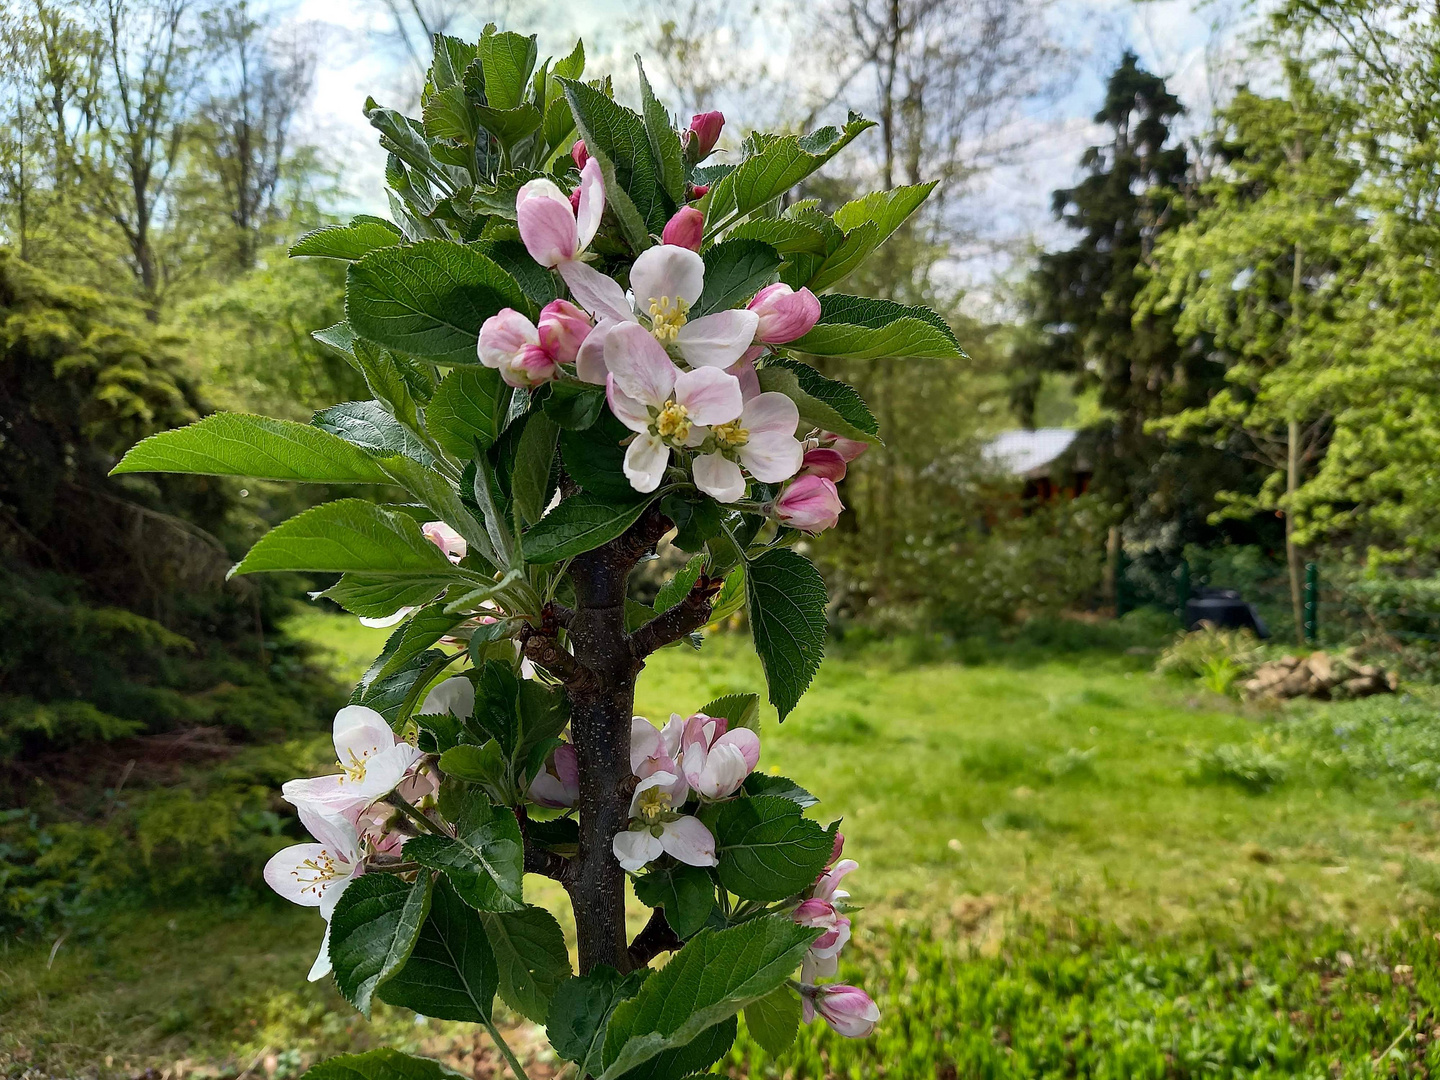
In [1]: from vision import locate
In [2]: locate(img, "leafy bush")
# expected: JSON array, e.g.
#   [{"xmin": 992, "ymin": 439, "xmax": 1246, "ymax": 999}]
[
  {"xmin": 1186, "ymin": 742, "xmax": 1290, "ymax": 793},
  {"xmin": 1156, "ymin": 624, "xmax": 1264, "ymax": 681}
]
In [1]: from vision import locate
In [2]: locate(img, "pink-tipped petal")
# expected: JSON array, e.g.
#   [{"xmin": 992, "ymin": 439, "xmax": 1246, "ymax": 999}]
[
  {"xmin": 605, "ymin": 321, "xmax": 679, "ymax": 407},
  {"xmin": 661, "ymin": 206, "xmax": 705, "ymax": 251},
  {"xmin": 613, "ymin": 829, "xmax": 665, "ymax": 872},
  {"xmin": 675, "ymin": 309, "xmax": 760, "ymax": 369},
  {"xmin": 605, "ymin": 375, "xmax": 652, "ymax": 433},
  {"xmin": 801, "ymin": 448, "xmax": 848, "ymax": 482},
  {"xmin": 575, "ymin": 158, "xmax": 604, "ymax": 252},
  {"xmin": 714, "ymin": 727, "xmax": 760, "ymax": 773},
  {"xmin": 479, "ymin": 309, "xmax": 541, "ymax": 370},
  {"xmin": 560, "ymin": 260, "xmax": 635, "ymax": 324},
  {"xmin": 516, "ymin": 178, "xmax": 579, "ymax": 267},
  {"xmin": 660, "ymin": 815, "xmax": 719, "ymax": 867},
  {"xmin": 742, "ymin": 391, "xmax": 801, "ymax": 437},
  {"xmin": 537, "ymin": 299, "xmax": 593, "ymax": 363},
  {"xmin": 673, "ymin": 366, "xmax": 743, "ymax": 426},
  {"xmin": 693, "ymin": 452, "xmax": 745, "ymax": 502},
  {"xmin": 576, "ymin": 318, "xmax": 616, "ymax": 384},
  {"xmin": 740, "ymin": 429, "xmax": 804, "ymax": 484},
  {"xmin": 688, "ymin": 111, "xmax": 725, "ymax": 158},
  {"xmin": 749, "ymin": 283, "xmax": 822, "ymax": 343},
  {"xmin": 775, "ymin": 474, "xmax": 842, "ymax": 533},
  {"xmin": 631, "ymin": 244, "xmax": 705, "ymax": 310}
]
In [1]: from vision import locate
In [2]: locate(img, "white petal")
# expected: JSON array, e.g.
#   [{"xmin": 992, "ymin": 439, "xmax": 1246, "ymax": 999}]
[
  {"xmin": 421, "ymin": 676, "xmax": 474, "ymax": 719},
  {"xmin": 613, "ymin": 829, "xmax": 665, "ymax": 872},
  {"xmin": 296, "ymin": 802, "xmax": 362, "ymax": 855},
  {"xmin": 264, "ymin": 843, "xmax": 331, "ymax": 907},
  {"xmin": 673, "ymin": 366, "xmax": 743, "ymax": 426},
  {"xmin": 631, "ymin": 244, "xmax": 705, "ymax": 309},
  {"xmin": 282, "ymin": 774, "xmax": 361, "ymax": 820},
  {"xmin": 692, "ymin": 452, "xmax": 745, "ymax": 502},
  {"xmin": 307, "ymin": 924, "xmax": 333, "ymax": 982},
  {"xmin": 695, "ymin": 741, "xmax": 750, "ymax": 799},
  {"xmin": 802, "ymin": 951, "xmax": 839, "ymax": 983},
  {"xmin": 606, "ymin": 375, "xmax": 652, "ymax": 433},
  {"xmin": 624, "ymin": 435, "xmax": 671, "ymax": 493},
  {"xmin": 606, "ymin": 322, "xmax": 677, "ymax": 407},
  {"xmin": 739, "ymin": 430, "xmax": 804, "ymax": 483},
  {"xmin": 631, "ymin": 716, "xmax": 663, "ymax": 771},
  {"xmin": 350, "ymin": 742, "xmax": 422, "ymax": 802},
  {"xmin": 359, "ymin": 607, "xmax": 411, "ymax": 628},
  {"xmin": 318, "ymin": 871, "xmax": 356, "ymax": 921},
  {"xmin": 741, "ymin": 391, "xmax": 801, "ymax": 437},
  {"xmin": 660, "ymin": 816, "xmax": 719, "ymax": 867},
  {"xmin": 659, "ymin": 714, "xmax": 685, "ymax": 758},
  {"xmin": 560, "ymin": 260, "xmax": 634, "ymax": 323},
  {"xmin": 675, "ymin": 309, "xmax": 760, "ymax": 369},
  {"xmin": 575, "ymin": 158, "xmax": 604, "ymax": 252},
  {"xmin": 575, "ymin": 318, "xmax": 616, "ymax": 384},
  {"xmin": 332, "ymin": 705, "xmax": 394, "ymax": 765}
]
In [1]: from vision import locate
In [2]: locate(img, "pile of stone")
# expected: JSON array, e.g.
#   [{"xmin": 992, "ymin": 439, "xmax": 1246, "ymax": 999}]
[{"xmin": 1243, "ymin": 650, "xmax": 1398, "ymax": 701}]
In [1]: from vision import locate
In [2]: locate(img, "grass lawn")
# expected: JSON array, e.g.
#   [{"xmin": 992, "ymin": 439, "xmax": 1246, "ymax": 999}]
[{"xmin": 5, "ymin": 613, "xmax": 1439, "ymax": 1077}]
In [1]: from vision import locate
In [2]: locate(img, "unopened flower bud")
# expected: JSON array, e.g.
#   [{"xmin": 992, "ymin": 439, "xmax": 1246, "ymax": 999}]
[
  {"xmin": 571, "ymin": 139, "xmax": 589, "ymax": 169},
  {"xmin": 747, "ymin": 283, "xmax": 822, "ymax": 344},
  {"xmin": 689, "ymin": 183, "xmax": 710, "ymax": 199},
  {"xmin": 661, "ymin": 206, "xmax": 705, "ymax": 252},
  {"xmin": 801, "ymin": 448, "xmax": 848, "ymax": 483},
  {"xmin": 687, "ymin": 111, "xmax": 725, "ymax": 158},
  {"xmin": 801, "ymin": 985, "xmax": 880, "ymax": 1038},
  {"xmin": 775, "ymin": 475, "xmax": 843, "ymax": 534}
]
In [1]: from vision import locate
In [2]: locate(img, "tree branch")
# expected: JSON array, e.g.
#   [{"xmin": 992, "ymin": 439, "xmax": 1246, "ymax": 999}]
[
  {"xmin": 629, "ymin": 573, "xmax": 723, "ymax": 659},
  {"xmin": 627, "ymin": 907, "xmax": 683, "ymax": 969},
  {"xmin": 516, "ymin": 624, "xmax": 598, "ymax": 694}
]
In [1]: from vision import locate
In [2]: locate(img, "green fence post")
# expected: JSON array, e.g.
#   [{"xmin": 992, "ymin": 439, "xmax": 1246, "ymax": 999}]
[{"xmin": 1303, "ymin": 562, "xmax": 1319, "ymax": 643}]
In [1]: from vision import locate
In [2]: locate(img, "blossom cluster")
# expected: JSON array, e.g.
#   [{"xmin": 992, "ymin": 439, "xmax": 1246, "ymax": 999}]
[{"xmin": 477, "ymin": 114, "xmax": 866, "ymax": 535}]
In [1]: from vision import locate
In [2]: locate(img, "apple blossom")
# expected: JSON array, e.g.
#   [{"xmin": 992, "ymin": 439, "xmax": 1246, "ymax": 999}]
[
  {"xmin": 632, "ymin": 714, "xmax": 683, "ymax": 777},
  {"xmin": 612, "ymin": 770, "xmax": 718, "ymax": 871},
  {"xmin": 603, "ymin": 322, "xmax": 745, "ymax": 493},
  {"xmin": 661, "ymin": 206, "xmax": 704, "ymax": 251},
  {"xmin": 687, "ymin": 110, "xmax": 725, "ymax": 158},
  {"xmin": 529, "ymin": 742, "xmax": 580, "ymax": 808},
  {"xmin": 263, "ymin": 806, "xmax": 364, "ymax": 981},
  {"xmin": 800, "ymin": 447, "xmax": 848, "ymax": 482},
  {"xmin": 794, "ymin": 897, "xmax": 852, "ymax": 982},
  {"xmin": 821, "ymin": 431, "xmax": 870, "ymax": 462},
  {"xmin": 567, "ymin": 245, "xmax": 760, "ymax": 380},
  {"xmin": 421, "ymin": 676, "xmax": 475, "ymax": 720},
  {"xmin": 281, "ymin": 705, "xmax": 422, "ymax": 819},
  {"xmin": 692, "ymin": 391, "xmax": 805, "ymax": 503},
  {"xmin": 689, "ymin": 182, "xmax": 710, "ymax": 199},
  {"xmin": 800, "ymin": 984, "xmax": 881, "ymax": 1038},
  {"xmin": 828, "ymin": 831, "xmax": 846, "ymax": 865},
  {"xmin": 813, "ymin": 858, "xmax": 859, "ymax": 904},
  {"xmin": 479, "ymin": 300, "xmax": 595, "ymax": 389},
  {"xmin": 774, "ymin": 474, "xmax": 844, "ymax": 534},
  {"xmin": 747, "ymin": 283, "xmax": 822, "ymax": 344},
  {"xmin": 516, "ymin": 158, "xmax": 603, "ymax": 269},
  {"xmin": 677, "ymin": 711, "xmax": 760, "ymax": 800}
]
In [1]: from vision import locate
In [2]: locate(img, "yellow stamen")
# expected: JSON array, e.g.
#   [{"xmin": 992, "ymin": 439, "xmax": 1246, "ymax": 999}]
[
  {"xmin": 655, "ymin": 400, "xmax": 691, "ymax": 443},
  {"xmin": 292, "ymin": 849, "xmax": 342, "ymax": 897},
  {"xmin": 636, "ymin": 785, "xmax": 672, "ymax": 826},
  {"xmin": 712, "ymin": 420, "xmax": 749, "ymax": 449},
  {"xmin": 339, "ymin": 748, "xmax": 370, "ymax": 783},
  {"xmin": 648, "ymin": 296, "xmax": 690, "ymax": 342}
]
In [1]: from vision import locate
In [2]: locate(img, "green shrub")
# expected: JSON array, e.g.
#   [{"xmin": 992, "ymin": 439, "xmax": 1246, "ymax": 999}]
[{"xmin": 1186, "ymin": 742, "xmax": 1290, "ymax": 792}]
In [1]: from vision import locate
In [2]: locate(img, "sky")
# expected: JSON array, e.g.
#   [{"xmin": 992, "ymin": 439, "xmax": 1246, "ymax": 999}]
[{"xmin": 281, "ymin": 0, "xmax": 1256, "ymax": 299}]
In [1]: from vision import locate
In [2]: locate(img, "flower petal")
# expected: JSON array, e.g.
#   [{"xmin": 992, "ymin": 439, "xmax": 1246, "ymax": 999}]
[
  {"xmin": 613, "ymin": 829, "xmax": 665, "ymax": 872},
  {"xmin": 606, "ymin": 321, "xmax": 678, "ymax": 406},
  {"xmin": 308, "ymin": 923, "xmax": 333, "ymax": 981},
  {"xmin": 560, "ymin": 260, "xmax": 634, "ymax": 323},
  {"xmin": 332, "ymin": 705, "xmax": 395, "ymax": 765},
  {"xmin": 631, "ymin": 244, "xmax": 705, "ymax": 310},
  {"xmin": 631, "ymin": 716, "xmax": 664, "ymax": 771},
  {"xmin": 742, "ymin": 391, "xmax": 800, "ymax": 436},
  {"xmin": 659, "ymin": 815, "xmax": 719, "ymax": 867},
  {"xmin": 359, "ymin": 607, "xmax": 411, "ymax": 628},
  {"xmin": 263, "ymin": 843, "xmax": 332, "ymax": 906},
  {"xmin": 574, "ymin": 158, "xmax": 604, "ymax": 252},
  {"xmin": 692, "ymin": 452, "xmax": 745, "ymax": 502},
  {"xmin": 624, "ymin": 434, "xmax": 671, "ymax": 493},
  {"xmin": 673, "ymin": 366, "xmax": 743, "ymax": 426},
  {"xmin": 516, "ymin": 178, "xmax": 578, "ymax": 267},
  {"xmin": 606, "ymin": 375, "xmax": 651, "ymax": 433},
  {"xmin": 422, "ymin": 676, "xmax": 474, "ymax": 720},
  {"xmin": 576, "ymin": 318, "xmax": 616, "ymax": 384},
  {"xmin": 675, "ymin": 309, "xmax": 760, "ymax": 369},
  {"xmin": 714, "ymin": 727, "xmax": 761, "ymax": 773},
  {"xmin": 739, "ymin": 430, "xmax": 804, "ymax": 483},
  {"xmin": 479, "ymin": 308, "xmax": 541, "ymax": 370}
]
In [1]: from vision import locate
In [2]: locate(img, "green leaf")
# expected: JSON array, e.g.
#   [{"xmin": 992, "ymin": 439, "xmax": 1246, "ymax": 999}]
[
  {"xmin": 522, "ymin": 491, "xmax": 654, "ymax": 564},
  {"xmin": 350, "ymin": 648, "xmax": 451, "ymax": 725},
  {"xmin": 316, "ymin": 574, "xmax": 453, "ymax": 620},
  {"xmin": 704, "ymin": 115, "xmax": 874, "ymax": 225},
  {"xmin": 708, "ymin": 564, "xmax": 746, "ymax": 622},
  {"xmin": 291, "ymin": 218, "xmax": 402, "ymax": 260},
  {"xmin": 231, "ymin": 499, "xmax": 462, "ymax": 578},
  {"xmin": 477, "ymin": 31, "xmax": 538, "ymax": 110},
  {"xmin": 352, "ymin": 342, "xmax": 421, "ymax": 429},
  {"xmin": 756, "ymin": 359, "xmax": 879, "ymax": 445},
  {"xmin": 805, "ymin": 181, "xmax": 936, "ymax": 291},
  {"xmin": 374, "ymin": 454, "xmax": 496, "ymax": 567},
  {"xmin": 587, "ymin": 141, "xmax": 654, "ymax": 253},
  {"xmin": 742, "ymin": 773, "xmax": 818, "ymax": 808},
  {"xmin": 364, "ymin": 605, "xmax": 467, "ymax": 687},
  {"xmin": 378, "ymin": 876, "xmax": 499, "ymax": 1023},
  {"xmin": 511, "ymin": 412, "xmax": 560, "ymax": 527},
  {"xmin": 480, "ymin": 237, "xmax": 561, "ymax": 306},
  {"xmin": 313, "ymin": 401, "xmax": 436, "ymax": 466},
  {"xmin": 559, "ymin": 413, "xmax": 635, "ymax": 499},
  {"xmin": 475, "ymin": 102, "xmax": 543, "ymax": 147},
  {"xmin": 745, "ymin": 547, "xmax": 827, "ymax": 720},
  {"xmin": 422, "ymin": 84, "xmax": 478, "ymax": 144},
  {"xmin": 560, "ymin": 78, "xmax": 670, "ymax": 233},
  {"xmin": 112, "ymin": 413, "xmax": 392, "ymax": 484},
  {"xmin": 694, "ymin": 239, "xmax": 781, "ymax": 317},
  {"xmin": 633, "ymin": 864, "xmax": 716, "ymax": 939},
  {"xmin": 698, "ymin": 693, "xmax": 760, "ymax": 732},
  {"xmin": 347, "ymin": 241, "xmax": 530, "ymax": 363},
  {"xmin": 654, "ymin": 554, "xmax": 707, "ymax": 614},
  {"xmin": 549, "ymin": 967, "xmax": 648, "ymax": 1075},
  {"xmin": 406, "ymin": 796, "xmax": 525, "ymax": 913},
  {"xmin": 438, "ymin": 740, "xmax": 507, "ymax": 787},
  {"xmin": 618, "ymin": 1018, "xmax": 736, "ymax": 1080},
  {"xmin": 743, "ymin": 985, "xmax": 802, "ymax": 1056},
  {"xmin": 328, "ymin": 873, "xmax": 432, "ymax": 1016},
  {"xmin": 480, "ymin": 905, "xmax": 573, "ymax": 1024},
  {"xmin": 636, "ymin": 57, "xmax": 685, "ymax": 204},
  {"xmin": 471, "ymin": 660, "xmax": 522, "ymax": 757},
  {"xmin": 661, "ymin": 492, "xmax": 723, "ymax": 553},
  {"xmin": 790, "ymin": 293, "xmax": 964, "ymax": 360},
  {"xmin": 301, "ymin": 1049, "xmax": 466, "ymax": 1080},
  {"xmin": 314, "ymin": 321, "xmax": 359, "ymax": 357},
  {"xmin": 598, "ymin": 917, "xmax": 820, "ymax": 1079},
  {"xmin": 728, "ymin": 217, "xmax": 832, "ymax": 255},
  {"xmin": 552, "ymin": 38, "xmax": 585, "ymax": 81},
  {"xmin": 714, "ymin": 796, "xmax": 836, "ymax": 901},
  {"xmin": 542, "ymin": 381, "xmax": 606, "ymax": 430},
  {"xmin": 517, "ymin": 679, "xmax": 572, "ymax": 760},
  {"xmin": 428, "ymin": 367, "xmax": 512, "ymax": 459},
  {"xmin": 430, "ymin": 35, "xmax": 478, "ymax": 92}
]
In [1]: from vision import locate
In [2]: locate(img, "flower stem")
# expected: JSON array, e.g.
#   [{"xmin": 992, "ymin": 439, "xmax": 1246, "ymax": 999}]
[
  {"xmin": 385, "ymin": 794, "xmax": 447, "ymax": 836},
  {"xmin": 483, "ymin": 1016, "xmax": 532, "ymax": 1080}
]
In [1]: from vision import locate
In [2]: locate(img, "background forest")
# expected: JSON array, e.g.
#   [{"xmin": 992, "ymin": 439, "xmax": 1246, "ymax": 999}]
[{"xmin": 6, "ymin": 0, "xmax": 1440, "ymax": 1076}]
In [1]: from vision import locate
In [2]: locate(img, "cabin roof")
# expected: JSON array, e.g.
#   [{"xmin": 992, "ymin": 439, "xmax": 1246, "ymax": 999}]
[{"xmin": 983, "ymin": 428, "xmax": 1080, "ymax": 477}]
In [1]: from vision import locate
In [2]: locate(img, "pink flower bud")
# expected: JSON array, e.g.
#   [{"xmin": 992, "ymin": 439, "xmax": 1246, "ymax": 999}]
[
  {"xmin": 775, "ymin": 475, "xmax": 843, "ymax": 534},
  {"xmin": 569, "ymin": 187, "xmax": 582, "ymax": 215},
  {"xmin": 823, "ymin": 432, "xmax": 869, "ymax": 463},
  {"xmin": 661, "ymin": 206, "xmax": 705, "ymax": 252},
  {"xmin": 537, "ymin": 299, "xmax": 593, "ymax": 363},
  {"xmin": 801, "ymin": 985, "xmax": 880, "ymax": 1038},
  {"xmin": 571, "ymin": 139, "xmax": 589, "ymax": 169},
  {"xmin": 687, "ymin": 111, "xmax": 725, "ymax": 158},
  {"xmin": 421, "ymin": 521, "xmax": 467, "ymax": 562},
  {"xmin": 747, "ymin": 283, "xmax": 822, "ymax": 344},
  {"xmin": 689, "ymin": 183, "xmax": 710, "ymax": 199},
  {"xmin": 801, "ymin": 448, "xmax": 847, "ymax": 482},
  {"xmin": 529, "ymin": 742, "xmax": 579, "ymax": 808},
  {"xmin": 829, "ymin": 831, "xmax": 845, "ymax": 866}
]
